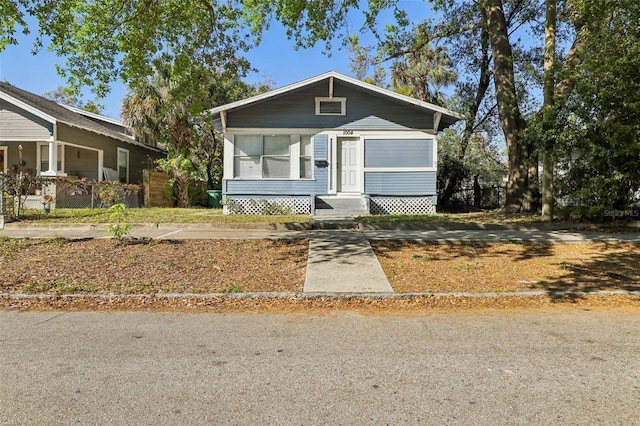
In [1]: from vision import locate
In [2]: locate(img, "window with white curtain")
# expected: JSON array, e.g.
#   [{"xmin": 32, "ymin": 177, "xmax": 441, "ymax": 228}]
[{"xmin": 234, "ymin": 134, "xmax": 312, "ymax": 179}]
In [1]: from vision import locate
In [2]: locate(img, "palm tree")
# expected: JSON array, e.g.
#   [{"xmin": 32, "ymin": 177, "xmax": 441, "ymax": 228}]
[
  {"xmin": 390, "ymin": 45, "xmax": 457, "ymax": 106},
  {"xmin": 121, "ymin": 59, "xmax": 195, "ymax": 207}
]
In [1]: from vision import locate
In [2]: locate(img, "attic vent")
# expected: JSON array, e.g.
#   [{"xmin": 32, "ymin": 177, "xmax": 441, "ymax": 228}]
[{"xmin": 315, "ymin": 97, "xmax": 346, "ymax": 116}]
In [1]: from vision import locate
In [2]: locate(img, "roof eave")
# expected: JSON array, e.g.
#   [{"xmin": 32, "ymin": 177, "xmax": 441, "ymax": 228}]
[
  {"xmin": 0, "ymin": 90, "xmax": 57, "ymax": 125},
  {"xmin": 57, "ymin": 120, "xmax": 165, "ymax": 153}
]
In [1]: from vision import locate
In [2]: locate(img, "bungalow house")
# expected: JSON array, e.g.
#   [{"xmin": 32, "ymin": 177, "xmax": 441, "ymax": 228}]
[
  {"xmin": 0, "ymin": 82, "xmax": 165, "ymax": 210},
  {"xmin": 0, "ymin": 82, "xmax": 164, "ymax": 184},
  {"xmin": 209, "ymin": 71, "xmax": 462, "ymax": 215}
]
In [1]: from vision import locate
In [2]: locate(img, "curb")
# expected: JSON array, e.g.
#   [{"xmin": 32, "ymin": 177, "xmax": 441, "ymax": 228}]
[
  {"xmin": 3, "ymin": 289, "xmax": 639, "ymax": 300},
  {"xmin": 2, "ymin": 291, "xmax": 639, "ymax": 312}
]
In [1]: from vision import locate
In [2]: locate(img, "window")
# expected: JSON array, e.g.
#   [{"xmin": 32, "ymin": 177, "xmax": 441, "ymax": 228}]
[
  {"xmin": 262, "ymin": 135, "xmax": 290, "ymax": 178},
  {"xmin": 117, "ymin": 148, "xmax": 129, "ymax": 183},
  {"xmin": 300, "ymin": 136, "xmax": 313, "ymax": 178},
  {"xmin": 233, "ymin": 134, "xmax": 313, "ymax": 179},
  {"xmin": 234, "ymin": 135, "xmax": 262, "ymax": 178},
  {"xmin": 315, "ymin": 97, "xmax": 346, "ymax": 115}
]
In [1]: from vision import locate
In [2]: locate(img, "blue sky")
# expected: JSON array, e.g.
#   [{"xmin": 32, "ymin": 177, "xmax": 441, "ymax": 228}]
[{"xmin": 0, "ymin": 1, "xmax": 433, "ymax": 120}]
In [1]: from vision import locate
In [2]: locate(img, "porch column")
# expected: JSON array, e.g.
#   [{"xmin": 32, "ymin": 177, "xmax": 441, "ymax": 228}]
[
  {"xmin": 40, "ymin": 138, "xmax": 58, "ymax": 177},
  {"xmin": 97, "ymin": 150, "xmax": 104, "ymax": 181}
]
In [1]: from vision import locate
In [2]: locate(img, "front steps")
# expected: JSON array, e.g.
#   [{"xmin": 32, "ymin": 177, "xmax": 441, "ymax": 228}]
[{"xmin": 315, "ymin": 196, "xmax": 367, "ymax": 216}]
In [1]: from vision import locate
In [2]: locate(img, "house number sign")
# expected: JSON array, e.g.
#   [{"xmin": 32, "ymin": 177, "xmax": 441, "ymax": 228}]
[{"xmin": 342, "ymin": 130, "xmax": 355, "ymax": 135}]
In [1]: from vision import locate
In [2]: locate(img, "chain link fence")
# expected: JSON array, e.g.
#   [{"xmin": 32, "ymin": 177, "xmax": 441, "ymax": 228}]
[
  {"xmin": 0, "ymin": 173, "xmax": 15, "ymax": 220},
  {"xmin": 0, "ymin": 174, "xmax": 142, "ymax": 217}
]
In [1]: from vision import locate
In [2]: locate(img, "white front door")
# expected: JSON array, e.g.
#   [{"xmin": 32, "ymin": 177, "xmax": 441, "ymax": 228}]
[{"xmin": 338, "ymin": 137, "xmax": 359, "ymax": 193}]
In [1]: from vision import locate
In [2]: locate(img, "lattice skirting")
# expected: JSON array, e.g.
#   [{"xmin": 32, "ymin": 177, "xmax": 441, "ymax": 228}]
[
  {"xmin": 369, "ymin": 197, "xmax": 436, "ymax": 215},
  {"xmin": 223, "ymin": 196, "xmax": 311, "ymax": 215}
]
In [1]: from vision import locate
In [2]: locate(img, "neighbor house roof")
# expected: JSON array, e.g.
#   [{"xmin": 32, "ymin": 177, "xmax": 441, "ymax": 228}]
[
  {"xmin": 209, "ymin": 70, "xmax": 463, "ymax": 131},
  {"xmin": 0, "ymin": 81, "xmax": 163, "ymax": 152}
]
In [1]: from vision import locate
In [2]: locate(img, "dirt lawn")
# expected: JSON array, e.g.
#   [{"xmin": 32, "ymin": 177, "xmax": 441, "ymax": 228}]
[
  {"xmin": 372, "ymin": 241, "xmax": 640, "ymax": 294},
  {"xmin": 0, "ymin": 238, "xmax": 308, "ymax": 294},
  {"xmin": 1, "ymin": 238, "xmax": 640, "ymax": 312}
]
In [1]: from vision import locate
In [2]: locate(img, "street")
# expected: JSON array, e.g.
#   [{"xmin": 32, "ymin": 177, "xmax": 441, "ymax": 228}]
[{"xmin": 1, "ymin": 309, "xmax": 639, "ymax": 425}]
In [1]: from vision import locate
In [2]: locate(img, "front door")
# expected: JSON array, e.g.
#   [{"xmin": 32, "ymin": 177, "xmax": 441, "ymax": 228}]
[{"xmin": 338, "ymin": 137, "xmax": 359, "ymax": 193}]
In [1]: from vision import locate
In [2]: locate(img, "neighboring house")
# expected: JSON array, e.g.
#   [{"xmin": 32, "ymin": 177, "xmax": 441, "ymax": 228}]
[
  {"xmin": 209, "ymin": 71, "xmax": 462, "ymax": 215},
  {"xmin": 0, "ymin": 81, "xmax": 164, "ymax": 184}
]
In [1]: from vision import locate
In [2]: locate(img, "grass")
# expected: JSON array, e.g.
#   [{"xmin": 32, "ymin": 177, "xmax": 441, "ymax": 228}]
[
  {"xmin": 13, "ymin": 207, "xmax": 628, "ymax": 227},
  {"xmin": 15, "ymin": 208, "xmax": 313, "ymax": 224},
  {"xmin": 14, "ymin": 207, "xmax": 545, "ymax": 225},
  {"xmin": 357, "ymin": 210, "xmax": 544, "ymax": 225},
  {"xmin": 23, "ymin": 280, "xmax": 97, "ymax": 294}
]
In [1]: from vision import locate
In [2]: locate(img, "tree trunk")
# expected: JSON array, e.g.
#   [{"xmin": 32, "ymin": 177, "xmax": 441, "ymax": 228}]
[
  {"xmin": 541, "ymin": 0, "xmax": 557, "ymax": 221},
  {"xmin": 481, "ymin": 0, "xmax": 528, "ymax": 213}
]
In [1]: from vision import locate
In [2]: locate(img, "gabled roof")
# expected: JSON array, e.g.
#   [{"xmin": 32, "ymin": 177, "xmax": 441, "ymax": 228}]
[
  {"xmin": 209, "ymin": 70, "xmax": 463, "ymax": 129},
  {"xmin": 0, "ymin": 81, "xmax": 163, "ymax": 152}
]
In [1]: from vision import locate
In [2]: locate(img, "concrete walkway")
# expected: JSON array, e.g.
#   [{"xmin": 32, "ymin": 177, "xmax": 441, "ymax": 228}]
[{"xmin": 304, "ymin": 231, "xmax": 392, "ymax": 293}]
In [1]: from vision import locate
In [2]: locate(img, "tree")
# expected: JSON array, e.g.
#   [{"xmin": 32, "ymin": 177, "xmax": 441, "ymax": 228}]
[
  {"xmin": 242, "ymin": 0, "xmax": 542, "ymax": 212},
  {"xmin": 541, "ymin": 0, "xmax": 556, "ymax": 221},
  {"xmin": 122, "ymin": 57, "xmax": 257, "ymax": 207},
  {"xmin": 390, "ymin": 43, "xmax": 457, "ymax": 105},
  {"xmin": 43, "ymin": 85, "xmax": 103, "ymax": 113},
  {"xmin": 2, "ymin": 0, "xmax": 252, "ymax": 97},
  {"xmin": 122, "ymin": 58, "xmax": 201, "ymax": 208},
  {"xmin": 8, "ymin": 0, "xmax": 634, "ymax": 216},
  {"xmin": 551, "ymin": 0, "xmax": 640, "ymax": 219},
  {"xmin": 347, "ymin": 36, "xmax": 387, "ymax": 87}
]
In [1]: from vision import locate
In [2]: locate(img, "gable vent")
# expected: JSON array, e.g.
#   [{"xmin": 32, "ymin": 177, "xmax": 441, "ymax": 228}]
[{"xmin": 315, "ymin": 97, "xmax": 346, "ymax": 115}]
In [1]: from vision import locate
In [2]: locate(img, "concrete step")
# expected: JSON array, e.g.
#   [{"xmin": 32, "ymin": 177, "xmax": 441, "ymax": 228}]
[
  {"xmin": 314, "ymin": 209, "xmax": 366, "ymax": 217},
  {"xmin": 315, "ymin": 196, "xmax": 366, "ymax": 216}
]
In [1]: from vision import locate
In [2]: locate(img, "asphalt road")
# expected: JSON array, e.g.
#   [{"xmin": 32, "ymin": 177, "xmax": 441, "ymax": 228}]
[{"xmin": 1, "ymin": 310, "xmax": 639, "ymax": 425}]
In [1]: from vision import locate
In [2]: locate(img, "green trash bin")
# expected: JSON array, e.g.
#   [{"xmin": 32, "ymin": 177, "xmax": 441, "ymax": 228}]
[{"xmin": 207, "ymin": 190, "xmax": 222, "ymax": 208}]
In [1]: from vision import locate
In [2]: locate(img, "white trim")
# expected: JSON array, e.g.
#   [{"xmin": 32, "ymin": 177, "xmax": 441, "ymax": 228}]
[
  {"xmin": 364, "ymin": 167, "xmax": 437, "ymax": 172},
  {"xmin": 223, "ymin": 135, "xmax": 234, "ymax": 180},
  {"xmin": 209, "ymin": 71, "xmax": 463, "ymax": 120},
  {"xmin": 433, "ymin": 112, "xmax": 442, "ymax": 133},
  {"xmin": 0, "ymin": 91, "xmax": 57, "ymax": 124},
  {"xmin": 225, "ymin": 128, "xmax": 324, "ymax": 134},
  {"xmin": 62, "ymin": 141, "xmax": 104, "ymax": 180},
  {"xmin": 117, "ymin": 147, "xmax": 130, "ymax": 183},
  {"xmin": 329, "ymin": 76, "xmax": 334, "ymax": 98},
  {"xmin": 229, "ymin": 132, "xmax": 320, "ymax": 180},
  {"xmin": 315, "ymin": 97, "xmax": 346, "ymax": 116},
  {"xmin": 60, "ymin": 104, "xmax": 123, "ymax": 126},
  {"xmin": 336, "ymin": 135, "xmax": 362, "ymax": 194},
  {"xmin": 37, "ymin": 141, "xmax": 66, "ymax": 176},
  {"xmin": 220, "ymin": 111, "xmax": 227, "ymax": 133},
  {"xmin": 290, "ymin": 135, "xmax": 301, "ymax": 179}
]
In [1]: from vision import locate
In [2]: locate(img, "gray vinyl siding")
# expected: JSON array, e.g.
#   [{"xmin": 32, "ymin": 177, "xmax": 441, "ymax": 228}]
[
  {"xmin": 224, "ymin": 134, "xmax": 328, "ymax": 196},
  {"xmin": 365, "ymin": 139, "xmax": 434, "ymax": 168},
  {"xmin": 0, "ymin": 101, "xmax": 53, "ymax": 140},
  {"xmin": 365, "ymin": 171, "xmax": 437, "ymax": 195},
  {"xmin": 1, "ymin": 142, "xmax": 37, "ymax": 175},
  {"xmin": 226, "ymin": 80, "xmax": 434, "ymax": 130}
]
